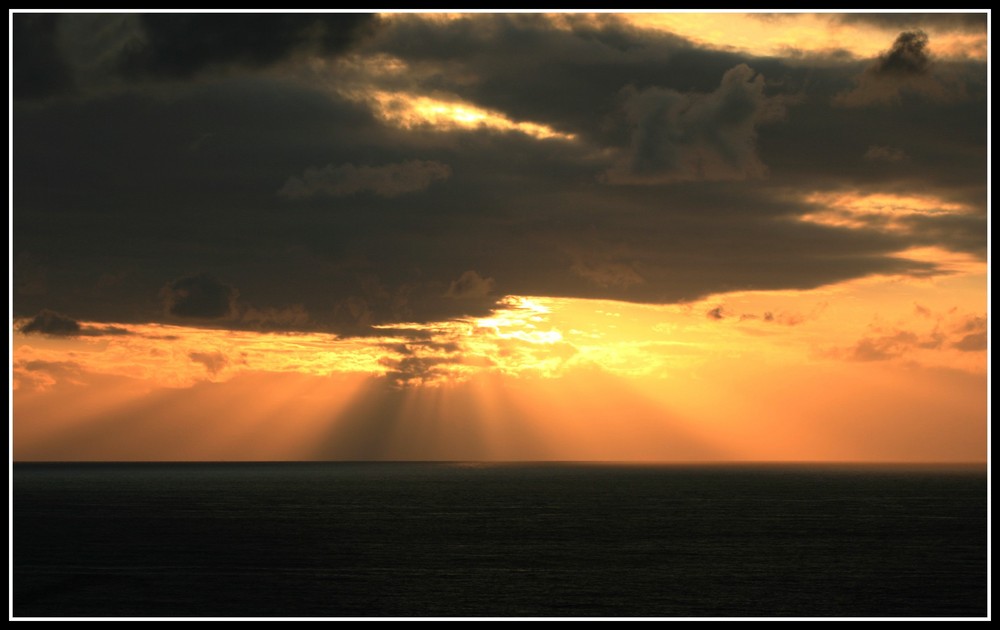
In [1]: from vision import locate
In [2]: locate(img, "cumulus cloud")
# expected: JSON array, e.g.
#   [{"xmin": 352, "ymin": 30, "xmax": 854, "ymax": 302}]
[
  {"xmin": 835, "ymin": 31, "xmax": 955, "ymax": 107},
  {"xmin": 445, "ymin": 270, "xmax": 495, "ymax": 299},
  {"xmin": 161, "ymin": 272, "xmax": 239, "ymax": 320},
  {"xmin": 279, "ymin": 160, "xmax": 452, "ymax": 199},
  {"xmin": 604, "ymin": 64, "xmax": 784, "ymax": 184}
]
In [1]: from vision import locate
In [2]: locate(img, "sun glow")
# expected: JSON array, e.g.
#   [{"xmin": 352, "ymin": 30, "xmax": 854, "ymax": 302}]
[
  {"xmin": 380, "ymin": 12, "xmax": 987, "ymax": 63},
  {"xmin": 612, "ymin": 13, "xmax": 986, "ymax": 62},
  {"xmin": 12, "ymin": 258, "xmax": 986, "ymax": 462},
  {"xmin": 798, "ymin": 190, "xmax": 976, "ymax": 232},
  {"xmin": 363, "ymin": 90, "xmax": 576, "ymax": 140}
]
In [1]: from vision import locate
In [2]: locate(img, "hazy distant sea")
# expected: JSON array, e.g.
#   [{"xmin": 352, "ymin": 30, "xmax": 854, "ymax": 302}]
[{"xmin": 13, "ymin": 462, "xmax": 986, "ymax": 618}]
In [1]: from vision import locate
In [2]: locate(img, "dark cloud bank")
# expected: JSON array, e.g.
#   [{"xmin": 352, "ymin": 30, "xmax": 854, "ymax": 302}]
[{"xmin": 13, "ymin": 13, "xmax": 987, "ymax": 334}]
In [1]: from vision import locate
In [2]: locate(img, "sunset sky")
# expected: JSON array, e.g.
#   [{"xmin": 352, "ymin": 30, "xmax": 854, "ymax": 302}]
[{"xmin": 11, "ymin": 11, "xmax": 989, "ymax": 462}]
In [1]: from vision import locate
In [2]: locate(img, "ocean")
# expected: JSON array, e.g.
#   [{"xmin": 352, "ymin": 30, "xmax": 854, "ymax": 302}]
[{"xmin": 12, "ymin": 462, "xmax": 987, "ymax": 618}]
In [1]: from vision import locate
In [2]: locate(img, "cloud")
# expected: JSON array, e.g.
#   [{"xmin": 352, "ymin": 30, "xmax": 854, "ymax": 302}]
[
  {"xmin": 951, "ymin": 315, "xmax": 986, "ymax": 352},
  {"xmin": 18, "ymin": 309, "xmax": 82, "ymax": 336},
  {"xmin": 279, "ymin": 160, "xmax": 451, "ymax": 199},
  {"xmin": 12, "ymin": 14, "xmax": 75, "ymax": 99},
  {"xmin": 189, "ymin": 351, "xmax": 228, "ymax": 376},
  {"xmin": 119, "ymin": 13, "xmax": 376, "ymax": 79},
  {"xmin": 844, "ymin": 329, "xmax": 927, "ymax": 361},
  {"xmin": 241, "ymin": 304, "xmax": 311, "ymax": 330},
  {"xmin": 706, "ymin": 306, "xmax": 725, "ymax": 320},
  {"xmin": 380, "ymin": 355, "xmax": 455, "ymax": 387},
  {"xmin": 17, "ymin": 309, "xmax": 134, "ymax": 337},
  {"xmin": 834, "ymin": 310, "xmax": 986, "ymax": 361},
  {"xmin": 864, "ymin": 145, "xmax": 908, "ymax": 162},
  {"xmin": 738, "ymin": 307, "xmax": 821, "ymax": 326},
  {"xmin": 604, "ymin": 64, "xmax": 785, "ymax": 184},
  {"xmin": 871, "ymin": 30, "xmax": 932, "ymax": 77},
  {"xmin": 13, "ymin": 359, "xmax": 85, "ymax": 391},
  {"xmin": 834, "ymin": 31, "xmax": 957, "ymax": 107},
  {"xmin": 952, "ymin": 330, "xmax": 986, "ymax": 352},
  {"xmin": 445, "ymin": 270, "xmax": 495, "ymax": 299},
  {"xmin": 569, "ymin": 258, "xmax": 644, "ymax": 290},
  {"xmin": 161, "ymin": 273, "xmax": 240, "ymax": 320},
  {"xmin": 11, "ymin": 14, "xmax": 986, "ymax": 334}
]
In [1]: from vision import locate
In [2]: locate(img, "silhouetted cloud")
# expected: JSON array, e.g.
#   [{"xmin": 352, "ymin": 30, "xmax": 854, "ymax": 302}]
[
  {"xmin": 161, "ymin": 273, "xmax": 239, "ymax": 320},
  {"xmin": 19, "ymin": 310, "xmax": 81, "ymax": 336},
  {"xmin": 872, "ymin": 30, "xmax": 932, "ymax": 77},
  {"xmin": 835, "ymin": 31, "xmax": 959, "ymax": 107},
  {"xmin": 18, "ymin": 309, "xmax": 134, "ymax": 337},
  {"xmin": 189, "ymin": 351, "xmax": 228, "ymax": 376}
]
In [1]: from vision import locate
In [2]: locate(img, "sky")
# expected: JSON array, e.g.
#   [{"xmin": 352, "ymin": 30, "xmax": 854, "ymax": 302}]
[{"xmin": 10, "ymin": 11, "xmax": 989, "ymax": 462}]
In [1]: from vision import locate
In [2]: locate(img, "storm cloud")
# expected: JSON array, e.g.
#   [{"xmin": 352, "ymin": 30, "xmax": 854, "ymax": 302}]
[{"xmin": 12, "ymin": 12, "xmax": 987, "ymax": 335}]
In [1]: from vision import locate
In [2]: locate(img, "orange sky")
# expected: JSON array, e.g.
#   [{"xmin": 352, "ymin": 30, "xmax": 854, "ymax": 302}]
[{"xmin": 13, "ymin": 258, "xmax": 986, "ymax": 462}]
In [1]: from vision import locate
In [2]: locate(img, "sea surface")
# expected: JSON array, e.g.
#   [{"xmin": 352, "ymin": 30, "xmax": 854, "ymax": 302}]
[{"xmin": 12, "ymin": 462, "xmax": 987, "ymax": 618}]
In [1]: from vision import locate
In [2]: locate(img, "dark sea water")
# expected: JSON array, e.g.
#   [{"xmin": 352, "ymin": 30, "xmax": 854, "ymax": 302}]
[{"xmin": 12, "ymin": 462, "xmax": 987, "ymax": 618}]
